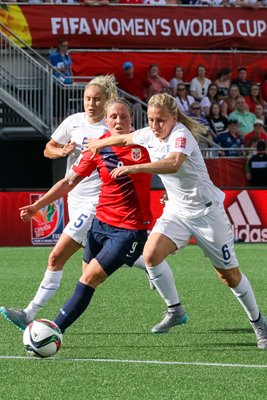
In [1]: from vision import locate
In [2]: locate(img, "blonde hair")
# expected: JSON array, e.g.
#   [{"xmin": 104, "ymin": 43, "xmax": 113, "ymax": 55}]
[
  {"xmin": 85, "ymin": 75, "xmax": 118, "ymax": 101},
  {"xmin": 104, "ymin": 97, "xmax": 133, "ymax": 117},
  {"xmin": 148, "ymin": 93, "xmax": 208, "ymax": 141}
]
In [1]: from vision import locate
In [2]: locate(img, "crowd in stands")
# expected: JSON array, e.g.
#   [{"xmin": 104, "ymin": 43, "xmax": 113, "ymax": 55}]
[
  {"xmin": 46, "ymin": 35, "xmax": 267, "ymax": 159},
  {"xmin": 116, "ymin": 61, "xmax": 267, "ymax": 155}
]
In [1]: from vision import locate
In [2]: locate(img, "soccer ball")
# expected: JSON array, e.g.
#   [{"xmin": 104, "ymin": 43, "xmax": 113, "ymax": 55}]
[{"xmin": 23, "ymin": 319, "xmax": 63, "ymax": 358}]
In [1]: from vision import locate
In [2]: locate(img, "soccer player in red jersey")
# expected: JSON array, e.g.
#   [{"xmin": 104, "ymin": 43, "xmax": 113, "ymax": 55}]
[{"xmin": 19, "ymin": 98, "xmax": 187, "ymax": 336}]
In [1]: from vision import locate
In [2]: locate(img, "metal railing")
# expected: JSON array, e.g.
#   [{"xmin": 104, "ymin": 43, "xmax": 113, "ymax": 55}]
[
  {"xmin": 0, "ymin": 23, "xmax": 148, "ymax": 138},
  {"xmin": 200, "ymin": 147, "xmax": 256, "ymax": 158},
  {"xmin": 0, "ymin": 26, "xmax": 53, "ymax": 136},
  {"xmin": 51, "ymin": 81, "xmax": 148, "ymax": 131}
]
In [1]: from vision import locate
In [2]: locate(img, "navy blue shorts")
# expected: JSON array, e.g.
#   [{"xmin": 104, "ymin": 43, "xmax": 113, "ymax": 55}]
[{"xmin": 83, "ymin": 218, "xmax": 148, "ymax": 276}]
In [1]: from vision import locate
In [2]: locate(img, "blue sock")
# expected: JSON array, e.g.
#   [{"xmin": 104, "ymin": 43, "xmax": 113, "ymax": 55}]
[{"xmin": 54, "ymin": 281, "xmax": 95, "ymax": 333}]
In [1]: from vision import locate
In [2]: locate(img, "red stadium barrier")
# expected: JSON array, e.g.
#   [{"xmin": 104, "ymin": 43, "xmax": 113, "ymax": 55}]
[{"xmin": 0, "ymin": 189, "xmax": 266, "ymax": 246}]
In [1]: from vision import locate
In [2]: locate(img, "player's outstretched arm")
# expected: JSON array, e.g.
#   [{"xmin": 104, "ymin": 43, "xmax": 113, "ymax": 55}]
[
  {"xmin": 111, "ymin": 152, "xmax": 187, "ymax": 179},
  {"xmin": 44, "ymin": 139, "xmax": 76, "ymax": 159},
  {"xmin": 19, "ymin": 173, "xmax": 83, "ymax": 222},
  {"xmin": 83, "ymin": 133, "xmax": 134, "ymax": 158}
]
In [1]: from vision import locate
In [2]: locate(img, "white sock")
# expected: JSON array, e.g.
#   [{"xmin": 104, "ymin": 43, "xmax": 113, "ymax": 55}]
[
  {"xmin": 121, "ymin": 256, "xmax": 147, "ymax": 272},
  {"xmin": 24, "ymin": 270, "xmax": 63, "ymax": 321},
  {"xmin": 230, "ymin": 273, "xmax": 260, "ymax": 321},
  {"xmin": 132, "ymin": 255, "xmax": 147, "ymax": 271},
  {"xmin": 146, "ymin": 260, "xmax": 180, "ymax": 306}
]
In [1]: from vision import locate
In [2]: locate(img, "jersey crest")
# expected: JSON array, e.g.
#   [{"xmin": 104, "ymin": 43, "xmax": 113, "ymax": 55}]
[
  {"xmin": 132, "ymin": 147, "xmax": 142, "ymax": 161},
  {"xmin": 175, "ymin": 137, "xmax": 186, "ymax": 149}
]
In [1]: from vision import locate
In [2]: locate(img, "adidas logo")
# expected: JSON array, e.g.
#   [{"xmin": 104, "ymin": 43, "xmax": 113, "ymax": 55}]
[{"xmin": 226, "ymin": 190, "xmax": 267, "ymax": 243}]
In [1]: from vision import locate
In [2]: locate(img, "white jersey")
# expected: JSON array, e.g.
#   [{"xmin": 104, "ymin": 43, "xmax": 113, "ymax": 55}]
[
  {"xmin": 133, "ymin": 123, "xmax": 225, "ymax": 219},
  {"xmin": 51, "ymin": 113, "xmax": 108, "ymax": 208}
]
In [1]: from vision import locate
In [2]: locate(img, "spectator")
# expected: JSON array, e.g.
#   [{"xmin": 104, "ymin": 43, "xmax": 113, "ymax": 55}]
[
  {"xmin": 49, "ymin": 38, "xmax": 73, "ymax": 84},
  {"xmin": 117, "ymin": 61, "xmax": 147, "ymax": 128},
  {"xmin": 246, "ymin": 141, "xmax": 267, "ymax": 186},
  {"xmin": 245, "ymin": 84, "xmax": 265, "ymax": 113},
  {"xmin": 254, "ymin": 103, "xmax": 267, "ymax": 130},
  {"xmin": 260, "ymin": 73, "xmax": 267, "ymax": 102},
  {"xmin": 28, "ymin": 0, "xmax": 54, "ymax": 3},
  {"xmin": 229, "ymin": 96, "xmax": 256, "ymax": 137},
  {"xmin": 231, "ymin": 66, "xmax": 252, "ymax": 97},
  {"xmin": 227, "ymin": 0, "xmax": 260, "ymax": 8},
  {"xmin": 53, "ymin": 0, "xmax": 79, "ymax": 3},
  {"xmin": 117, "ymin": 61, "xmax": 146, "ymax": 102},
  {"xmin": 116, "ymin": 0, "xmax": 143, "ymax": 3},
  {"xmin": 181, "ymin": 0, "xmax": 199, "ymax": 3},
  {"xmin": 221, "ymin": 84, "xmax": 241, "ymax": 116},
  {"xmin": 82, "ymin": 0, "xmax": 110, "ymax": 4},
  {"xmin": 188, "ymin": 101, "xmax": 215, "ymax": 147},
  {"xmin": 144, "ymin": 64, "xmax": 171, "ymax": 101},
  {"xmin": 175, "ymin": 83, "xmax": 195, "ymax": 115},
  {"xmin": 169, "ymin": 65, "xmax": 184, "ymax": 97},
  {"xmin": 207, "ymin": 102, "xmax": 228, "ymax": 136},
  {"xmin": 200, "ymin": 83, "xmax": 221, "ymax": 116},
  {"xmin": 197, "ymin": 0, "xmax": 225, "ymax": 4},
  {"xmin": 143, "ymin": 0, "xmax": 178, "ymax": 3},
  {"xmin": 214, "ymin": 119, "xmax": 244, "ymax": 157},
  {"xmin": 244, "ymin": 119, "xmax": 267, "ymax": 148},
  {"xmin": 214, "ymin": 67, "xmax": 232, "ymax": 99},
  {"xmin": 189, "ymin": 65, "xmax": 212, "ymax": 101}
]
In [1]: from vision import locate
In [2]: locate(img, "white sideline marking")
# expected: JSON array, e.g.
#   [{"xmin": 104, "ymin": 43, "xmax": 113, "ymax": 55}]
[{"xmin": 0, "ymin": 355, "xmax": 267, "ymax": 369}]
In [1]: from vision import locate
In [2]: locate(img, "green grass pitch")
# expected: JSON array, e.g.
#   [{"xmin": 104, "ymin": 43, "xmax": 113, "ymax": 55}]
[{"xmin": 0, "ymin": 244, "xmax": 266, "ymax": 400}]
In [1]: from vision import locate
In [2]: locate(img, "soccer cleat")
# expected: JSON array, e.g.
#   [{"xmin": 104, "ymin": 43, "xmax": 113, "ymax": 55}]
[
  {"xmin": 0, "ymin": 306, "xmax": 31, "ymax": 332},
  {"xmin": 251, "ymin": 315, "xmax": 267, "ymax": 349},
  {"xmin": 151, "ymin": 310, "xmax": 188, "ymax": 334}
]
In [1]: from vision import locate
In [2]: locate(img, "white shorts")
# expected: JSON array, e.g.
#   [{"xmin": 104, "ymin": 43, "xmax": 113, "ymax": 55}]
[
  {"xmin": 151, "ymin": 202, "xmax": 239, "ymax": 269},
  {"xmin": 63, "ymin": 204, "xmax": 96, "ymax": 247}
]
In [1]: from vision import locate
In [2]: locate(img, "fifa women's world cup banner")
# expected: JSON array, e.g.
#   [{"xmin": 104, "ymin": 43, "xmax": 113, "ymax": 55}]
[{"xmin": 1, "ymin": 4, "xmax": 267, "ymax": 50}]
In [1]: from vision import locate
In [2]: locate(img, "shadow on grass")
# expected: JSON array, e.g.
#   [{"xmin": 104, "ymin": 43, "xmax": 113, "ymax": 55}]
[{"xmin": 193, "ymin": 328, "xmax": 253, "ymax": 334}]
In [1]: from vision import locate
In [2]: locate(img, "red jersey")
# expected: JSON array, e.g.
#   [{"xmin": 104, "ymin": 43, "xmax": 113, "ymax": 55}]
[
  {"xmin": 118, "ymin": 74, "xmax": 146, "ymax": 101},
  {"xmin": 72, "ymin": 132, "xmax": 152, "ymax": 230},
  {"xmin": 244, "ymin": 131, "xmax": 267, "ymax": 147}
]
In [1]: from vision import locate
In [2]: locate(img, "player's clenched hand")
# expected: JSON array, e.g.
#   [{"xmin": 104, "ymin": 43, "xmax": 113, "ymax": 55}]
[
  {"xmin": 82, "ymin": 138, "xmax": 102, "ymax": 159},
  {"xmin": 19, "ymin": 204, "xmax": 38, "ymax": 222},
  {"xmin": 62, "ymin": 141, "xmax": 75, "ymax": 157}
]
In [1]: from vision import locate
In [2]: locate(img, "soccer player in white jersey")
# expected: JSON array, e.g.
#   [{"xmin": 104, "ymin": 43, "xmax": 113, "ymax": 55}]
[
  {"xmin": 0, "ymin": 76, "xmax": 150, "ymax": 331},
  {"xmin": 86, "ymin": 93, "xmax": 267, "ymax": 349}
]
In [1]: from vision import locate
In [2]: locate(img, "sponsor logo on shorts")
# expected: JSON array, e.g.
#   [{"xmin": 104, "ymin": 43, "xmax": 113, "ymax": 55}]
[{"xmin": 226, "ymin": 190, "xmax": 267, "ymax": 243}]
